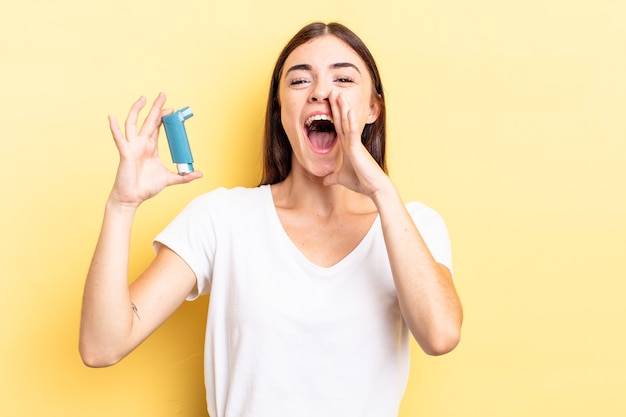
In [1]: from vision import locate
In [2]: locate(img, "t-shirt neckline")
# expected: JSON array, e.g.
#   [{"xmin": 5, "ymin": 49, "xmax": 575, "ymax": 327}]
[{"xmin": 262, "ymin": 184, "xmax": 380, "ymax": 275}]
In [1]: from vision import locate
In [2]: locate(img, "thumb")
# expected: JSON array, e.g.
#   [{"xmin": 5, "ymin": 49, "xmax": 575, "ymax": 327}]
[
  {"xmin": 166, "ymin": 170, "xmax": 204, "ymax": 186},
  {"xmin": 322, "ymin": 171, "xmax": 339, "ymax": 187}
]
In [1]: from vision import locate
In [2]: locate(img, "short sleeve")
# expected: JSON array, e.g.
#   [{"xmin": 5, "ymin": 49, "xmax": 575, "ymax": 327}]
[
  {"xmin": 153, "ymin": 191, "xmax": 221, "ymax": 300},
  {"xmin": 406, "ymin": 202, "xmax": 453, "ymax": 276}
]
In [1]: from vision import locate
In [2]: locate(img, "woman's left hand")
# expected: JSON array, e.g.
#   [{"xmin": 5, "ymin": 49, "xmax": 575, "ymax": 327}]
[{"xmin": 323, "ymin": 90, "xmax": 390, "ymax": 198}]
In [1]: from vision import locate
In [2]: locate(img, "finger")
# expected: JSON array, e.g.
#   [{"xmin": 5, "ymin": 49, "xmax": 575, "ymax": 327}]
[
  {"xmin": 330, "ymin": 91, "xmax": 354, "ymax": 139},
  {"xmin": 125, "ymin": 96, "xmax": 147, "ymax": 140},
  {"xmin": 108, "ymin": 115, "xmax": 126, "ymax": 152},
  {"xmin": 337, "ymin": 93, "xmax": 359, "ymax": 141},
  {"xmin": 329, "ymin": 90, "xmax": 344, "ymax": 136},
  {"xmin": 139, "ymin": 92, "xmax": 167, "ymax": 138},
  {"xmin": 345, "ymin": 108, "xmax": 359, "ymax": 145},
  {"xmin": 331, "ymin": 91, "xmax": 360, "ymax": 149},
  {"xmin": 338, "ymin": 94, "xmax": 351, "ymax": 138},
  {"xmin": 145, "ymin": 110, "xmax": 170, "ymax": 145}
]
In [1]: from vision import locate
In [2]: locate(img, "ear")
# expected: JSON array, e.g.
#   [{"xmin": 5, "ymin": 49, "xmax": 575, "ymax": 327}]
[{"xmin": 366, "ymin": 94, "xmax": 381, "ymax": 124}]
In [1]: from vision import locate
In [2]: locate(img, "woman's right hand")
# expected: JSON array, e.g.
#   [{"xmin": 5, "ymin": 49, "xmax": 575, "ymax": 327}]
[{"xmin": 107, "ymin": 93, "xmax": 202, "ymax": 207}]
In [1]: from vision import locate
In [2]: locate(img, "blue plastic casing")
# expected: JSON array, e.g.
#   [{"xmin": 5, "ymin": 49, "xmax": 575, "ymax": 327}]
[{"xmin": 162, "ymin": 106, "xmax": 194, "ymax": 174}]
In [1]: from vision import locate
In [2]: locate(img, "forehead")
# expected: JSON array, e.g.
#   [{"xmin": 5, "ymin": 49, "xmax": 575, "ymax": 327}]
[{"xmin": 284, "ymin": 35, "xmax": 367, "ymax": 70}]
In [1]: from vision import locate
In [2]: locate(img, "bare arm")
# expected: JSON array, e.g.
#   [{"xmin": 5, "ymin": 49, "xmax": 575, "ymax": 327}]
[
  {"xmin": 79, "ymin": 202, "xmax": 197, "ymax": 367},
  {"xmin": 326, "ymin": 91, "xmax": 462, "ymax": 355},
  {"xmin": 372, "ymin": 184, "xmax": 462, "ymax": 355},
  {"xmin": 79, "ymin": 94, "xmax": 202, "ymax": 367}
]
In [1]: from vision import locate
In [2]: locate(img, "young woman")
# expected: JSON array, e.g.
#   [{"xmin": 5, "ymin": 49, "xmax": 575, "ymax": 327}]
[{"xmin": 80, "ymin": 22, "xmax": 462, "ymax": 417}]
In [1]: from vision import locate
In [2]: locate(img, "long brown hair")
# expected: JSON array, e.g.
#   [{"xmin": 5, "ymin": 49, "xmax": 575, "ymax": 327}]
[{"xmin": 260, "ymin": 22, "xmax": 387, "ymax": 185}]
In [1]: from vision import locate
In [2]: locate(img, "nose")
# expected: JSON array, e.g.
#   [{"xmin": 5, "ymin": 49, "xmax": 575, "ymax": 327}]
[{"xmin": 309, "ymin": 80, "xmax": 330, "ymax": 102}]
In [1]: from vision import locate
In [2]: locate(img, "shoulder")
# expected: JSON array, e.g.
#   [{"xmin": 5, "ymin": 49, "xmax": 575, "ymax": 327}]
[
  {"xmin": 404, "ymin": 201, "xmax": 451, "ymax": 241},
  {"xmin": 158, "ymin": 185, "xmax": 270, "ymax": 241},
  {"xmin": 187, "ymin": 185, "xmax": 269, "ymax": 212},
  {"xmin": 405, "ymin": 201, "xmax": 453, "ymax": 272},
  {"xmin": 405, "ymin": 201, "xmax": 445, "ymax": 224}
]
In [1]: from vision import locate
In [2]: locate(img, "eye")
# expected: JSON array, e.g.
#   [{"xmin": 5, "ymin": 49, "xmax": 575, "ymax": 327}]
[
  {"xmin": 335, "ymin": 76, "xmax": 355, "ymax": 84},
  {"xmin": 289, "ymin": 78, "xmax": 310, "ymax": 87}
]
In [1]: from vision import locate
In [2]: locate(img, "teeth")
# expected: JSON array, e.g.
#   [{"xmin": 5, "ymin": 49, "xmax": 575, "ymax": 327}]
[{"xmin": 305, "ymin": 114, "xmax": 334, "ymax": 127}]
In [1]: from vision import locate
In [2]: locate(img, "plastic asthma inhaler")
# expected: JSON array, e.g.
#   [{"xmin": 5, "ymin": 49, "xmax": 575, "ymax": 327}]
[{"xmin": 162, "ymin": 106, "xmax": 195, "ymax": 175}]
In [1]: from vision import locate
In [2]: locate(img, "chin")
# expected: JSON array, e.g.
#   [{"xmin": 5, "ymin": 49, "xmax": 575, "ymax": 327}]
[
  {"xmin": 291, "ymin": 139, "xmax": 341, "ymax": 179},
  {"xmin": 307, "ymin": 155, "xmax": 341, "ymax": 179}
]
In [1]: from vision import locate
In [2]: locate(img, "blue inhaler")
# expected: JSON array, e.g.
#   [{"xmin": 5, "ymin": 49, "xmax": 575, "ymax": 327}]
[{"xmin": 162, "ymin": 106, "xmax": 195, "ymax": 175}]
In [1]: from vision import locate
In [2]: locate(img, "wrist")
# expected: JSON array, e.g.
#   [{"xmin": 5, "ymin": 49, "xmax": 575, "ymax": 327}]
[
  {"xmin": 105, "ymin": 196, "xmax": 140, "ymax": 215},
  {"xmin": 370, "ymin": 177, "xmax": 400, "ymax": 208}
]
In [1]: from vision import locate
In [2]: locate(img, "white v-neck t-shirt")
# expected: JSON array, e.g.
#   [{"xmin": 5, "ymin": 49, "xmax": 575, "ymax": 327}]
[{"xmin": 154, "ymin": 185, "xmax": 452, "ymax": 417}]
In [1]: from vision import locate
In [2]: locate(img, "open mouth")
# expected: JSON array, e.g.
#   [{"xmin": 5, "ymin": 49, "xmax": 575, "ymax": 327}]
[{"xmin": 305, "ymin": 114, "xmax": 337, "ymax": 152}]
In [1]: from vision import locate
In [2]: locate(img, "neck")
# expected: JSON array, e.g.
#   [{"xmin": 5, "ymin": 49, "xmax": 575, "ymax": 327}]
[{"xmin": 272, "ymin": 171, "xmax": 375, "ymax": 217}]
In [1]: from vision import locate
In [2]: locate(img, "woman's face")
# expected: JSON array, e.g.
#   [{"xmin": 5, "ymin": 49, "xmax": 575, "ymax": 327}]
[{"xmin": 278, "ymin": 35, "xmax": 380, "ymax": 179}]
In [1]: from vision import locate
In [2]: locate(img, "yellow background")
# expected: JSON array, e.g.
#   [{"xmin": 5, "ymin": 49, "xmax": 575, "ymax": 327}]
[{"xmin": 1, "ymin": 0, "xmax": 625, "ymax": 415}]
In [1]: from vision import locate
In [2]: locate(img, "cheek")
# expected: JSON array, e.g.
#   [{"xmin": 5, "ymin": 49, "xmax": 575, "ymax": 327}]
[
  {"xmin": 360, "ymin": 93, "xmax": 380, "ymax": 124},
  {"xmin": 280, "ymin": 98, "xmax": 300, "ymax": 132},
  {"xmin": 280, "ymin": 106, "xmax": 294, "ymax": 133}
]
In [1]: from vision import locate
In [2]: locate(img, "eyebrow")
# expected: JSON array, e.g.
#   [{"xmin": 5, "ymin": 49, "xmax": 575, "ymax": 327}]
[{"xmin": 285, "ymin": 62, "xmax": 362, "ymax": 75}]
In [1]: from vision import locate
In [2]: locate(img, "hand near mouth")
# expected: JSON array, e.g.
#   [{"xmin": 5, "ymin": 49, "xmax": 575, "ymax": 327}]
[{"xmin": 323, "ymin": 90, "xmax": 391, "ymax": 199}]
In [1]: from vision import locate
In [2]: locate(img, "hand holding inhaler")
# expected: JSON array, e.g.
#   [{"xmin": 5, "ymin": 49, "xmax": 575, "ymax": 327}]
[{"xmin": 162, "ymin": 107, "xmax": 195, "ymax": 175}]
